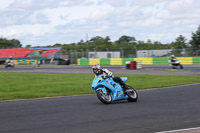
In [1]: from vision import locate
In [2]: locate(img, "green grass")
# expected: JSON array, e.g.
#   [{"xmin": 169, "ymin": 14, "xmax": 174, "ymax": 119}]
[{"xmin": 0, "ymin": 72, "xmax": 200, "ymax": 101}]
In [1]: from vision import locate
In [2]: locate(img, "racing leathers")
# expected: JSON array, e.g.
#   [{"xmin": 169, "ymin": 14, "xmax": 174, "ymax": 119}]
[{"xmin": 94, "ymin": 68, "xmax": 128, "ymax": 93}]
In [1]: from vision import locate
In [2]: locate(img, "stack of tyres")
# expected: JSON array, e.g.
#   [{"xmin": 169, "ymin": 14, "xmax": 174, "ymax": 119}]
[
  {"xmin": 125, "ymin": 61, "xmax": 130, "ymax": 69},
  {"xmin": 136, "ymin": 61, "xmax": 142, "ymax": 69},
  {"xmin": 130, "ymin": 61, "xmax": 136, "ymax": 70}
]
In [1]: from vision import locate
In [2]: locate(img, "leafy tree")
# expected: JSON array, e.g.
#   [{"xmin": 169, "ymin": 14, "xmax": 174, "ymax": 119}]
[
  {"xmin": 10, "ymin": 39, "xmax": 22, "ymax": 48},
  {"xmin": 25, "ymin": 44, "xmax": 31, "ymax": 48},
  {"xmin": 53, "ymin": 43, "xmax": 62, "ymax": 47},
  {"xmin": 115, "ymin": 35, "xmax": 136, "ymax": 44},
  {"xmin": 0, "ymin": 38, "xmax": 22, "ymax": 48},
  {"xmin": 152, "ymin": 41, "xmax": 170, "ymax": 49},
  {"xmin": 170, "ymin": 35, "xmax": 187, "ymax": 56},
  {"xmin": 189, "ymin": 25, "xmax": 200, "ymax": 55},
  {"xmin": 89, "ymin": 36, "xmax": 112, "ymax": 51},
  {"xmin": 171, "ymin": 35, "xmax": 187, "ymax": 49}
]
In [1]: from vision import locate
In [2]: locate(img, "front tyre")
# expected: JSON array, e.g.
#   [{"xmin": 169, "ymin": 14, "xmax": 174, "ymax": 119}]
[
  {"xmin": 127, "ymin": 86, "xmax": 138, "ymax": 102},
  {"xmin": 96, "ymin": 89, "xmax": 112, "ymax": 104}
]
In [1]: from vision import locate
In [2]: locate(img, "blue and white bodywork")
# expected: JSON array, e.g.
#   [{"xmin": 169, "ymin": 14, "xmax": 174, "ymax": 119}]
[{"xmin": 92, "ymin": 75, "xmax": 129, "ymax": 102}]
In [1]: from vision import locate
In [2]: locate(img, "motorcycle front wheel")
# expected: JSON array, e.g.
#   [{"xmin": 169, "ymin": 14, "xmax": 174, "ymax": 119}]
[
  {"xmin": 126, "ymin": 86, "xmax": 138, "ymax": 102},
  {"xmin": 96, "ymin": 89, "xmax": 112, "ymax": 104}
]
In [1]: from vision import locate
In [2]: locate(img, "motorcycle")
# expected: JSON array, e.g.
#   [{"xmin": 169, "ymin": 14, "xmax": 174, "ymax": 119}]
[
  {"xmin": 91, "ymin": 74, "xmax": 138, "ymax": 104},
  {"xmin": 4, "ymin": 61, "xmax": 14, "ymax": 68},
  {"xmin": 168, "ymin": 59, "xmax": 183, "ymax": 69}
]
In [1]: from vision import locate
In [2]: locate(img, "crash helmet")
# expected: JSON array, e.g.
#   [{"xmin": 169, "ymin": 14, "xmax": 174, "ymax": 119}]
[
  {"xmin": 170, "ymin": 55, "xmax": 175, "ymax": 59},
  {"xmin": 9, "ymin": 56, "xmax": 12, "ymax": 60},
  {"xmin": 92, "ymin": 64, "xmax": 101, "ymax": 74}
]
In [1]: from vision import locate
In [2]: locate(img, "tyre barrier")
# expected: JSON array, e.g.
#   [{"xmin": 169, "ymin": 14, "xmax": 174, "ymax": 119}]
[
  {"xmin": 78, "ymin": 57, "xmax": 200, "ymax": 65},
  {"xmin": 130, "ymin": 61, "xmax": 136, "ymax": 70},
  {"xmin": 136, "ymin": 61, "xmax": 142, "ymax": 69},
  {"xmin": 126, "ymin": 61, "xmax": 142, "ymax": 70},
  {"xmin": 13, "ymin": 60, "xmax": 40, "ymax": 65}
]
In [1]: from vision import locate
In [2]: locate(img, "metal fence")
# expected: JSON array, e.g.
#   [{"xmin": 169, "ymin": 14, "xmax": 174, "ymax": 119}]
[
  {"xmin": 1, "ymin": 48, "xmax": 200, "ymax": 64},
  {"xmin": 67, "ymin": 48, "xmax": 200, "ymax": 64}
]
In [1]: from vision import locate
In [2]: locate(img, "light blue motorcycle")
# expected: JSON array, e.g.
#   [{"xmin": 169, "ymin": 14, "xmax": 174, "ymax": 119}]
[{"xmin": 91, "ymin": 74, "xmax": 138, "ymax": 104}]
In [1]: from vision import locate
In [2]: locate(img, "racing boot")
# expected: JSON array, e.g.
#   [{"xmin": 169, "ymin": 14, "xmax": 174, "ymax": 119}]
[
  {"xmin": 122, "ymin": 83, "xmax": 134, "ymax": 95},
  {"xmin": 121, "ymin": 84, "xmax": 129, "ymax": 94}
]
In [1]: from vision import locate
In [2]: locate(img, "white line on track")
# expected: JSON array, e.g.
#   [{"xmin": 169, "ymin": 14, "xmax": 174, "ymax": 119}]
[
  {"xmin": 0, "ymin": 94, "xmax": 94, "ymax": 103},
  {"xmin": 139, "ymin": 83, "xmax": 200, "ymax": 92},
  {"xmin": 155, "ymin": 127, "xmax": 200, "ymax": 133}
]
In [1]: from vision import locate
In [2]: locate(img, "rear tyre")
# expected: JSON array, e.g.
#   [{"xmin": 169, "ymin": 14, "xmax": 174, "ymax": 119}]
[
  {"xmin": 126, "ymin": 86, "xmax": 138, "ymax": 102},
  {"xmin": 172, "ymin": 65, "xmax": 176, "ymax": 69},
  {"xmin": 96, "ymin": 89, "xmax": 112, "ymax": 104},
  {"xmin": 180, "ymin": 64, "xmax": 183, "ymax": 69}
]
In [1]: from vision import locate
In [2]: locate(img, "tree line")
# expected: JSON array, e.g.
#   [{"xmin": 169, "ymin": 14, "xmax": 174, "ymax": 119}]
[
  {"xmin": 0, "ymin": 38, "xmax": 22, "ymax": 48},
  {"xmin": 1, "ymin": 25, "xmax": 200, "ymax": 55}
]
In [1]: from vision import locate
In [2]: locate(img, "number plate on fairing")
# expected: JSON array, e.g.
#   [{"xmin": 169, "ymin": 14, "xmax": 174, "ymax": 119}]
[{"xmin": 118, "ymin": 91, "xmax": 123, "ymax": 96}]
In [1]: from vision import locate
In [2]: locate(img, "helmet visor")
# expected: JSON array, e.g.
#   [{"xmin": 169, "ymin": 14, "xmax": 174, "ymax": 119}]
[{"xmin": 93, "ymin": 68, "xmax": 98, "ymax": 73}]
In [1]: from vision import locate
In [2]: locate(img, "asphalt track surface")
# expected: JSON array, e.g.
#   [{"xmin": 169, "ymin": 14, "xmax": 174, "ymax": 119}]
[
  {"xmin": 0, "ymin": 64, "xmax": 200, "ymax": 75},
  {"xmin": 0, "ymin": 84, "xmax": 200, "ymax": 133},
  {"xmin": 0, "ymin": 64, "xmax": 200, "ymax": 133}
]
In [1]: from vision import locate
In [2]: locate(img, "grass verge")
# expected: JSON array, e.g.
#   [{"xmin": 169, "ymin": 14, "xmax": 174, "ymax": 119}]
[{"xmin": 0, "ymin": 72, "xmax": 200, "ymax": 101}]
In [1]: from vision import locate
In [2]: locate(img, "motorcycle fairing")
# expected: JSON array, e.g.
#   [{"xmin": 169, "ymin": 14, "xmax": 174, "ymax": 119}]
[
  {"xmin": 121, "ymin": 77, "xmax": 128, "ymax": 83},
  {"xmin": 92, "ymin": 75, "xmax": 128, "ymax": 101},
  {"xmin": 96, "ymin": 87, "xmax": 106, "ymax": 93}
]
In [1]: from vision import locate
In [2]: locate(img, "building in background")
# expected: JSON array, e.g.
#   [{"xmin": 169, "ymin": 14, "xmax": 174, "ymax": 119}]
[
  {"xmin": 88, "ymin": 51, "xmax": 120, "ymax": 58},
  {"xmin": 136, "ymin": 49, "xmax": 172, "ymax": 58}
]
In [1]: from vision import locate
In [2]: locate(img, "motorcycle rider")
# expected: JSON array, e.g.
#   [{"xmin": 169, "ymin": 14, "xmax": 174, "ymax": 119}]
[
  {"xmin": 92, "ymin": 64, "xmax": 129, "ymax": 94},
  {"xmin": 170, "ymin": 55, "xmax": 176, "ymax": 62},
  {"xmin": 5, "ymin": 56, "xmax": 14, "ymax": 67},
  {"xmin": 169, "ymin": 55, "xmax": 183, "ymax": 69}
]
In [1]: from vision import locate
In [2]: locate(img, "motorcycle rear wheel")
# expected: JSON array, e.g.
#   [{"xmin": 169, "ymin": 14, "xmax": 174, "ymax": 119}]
[
  {"xmin": 126, "ymin": 86, "xmax": 138, "ymax": 102},
  {"xmin": 96, "ymin": 89, "xmax": 112, "ymax": 104},
  {"xmin": 180, "ymin": 64, "xmax": 183, "ymax": 69}
]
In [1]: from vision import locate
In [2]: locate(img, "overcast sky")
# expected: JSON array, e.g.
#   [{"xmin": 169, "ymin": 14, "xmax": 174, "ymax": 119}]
[{"xmin": 0, "ymin": 0, "xmax": 200, "ymax": 47}]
